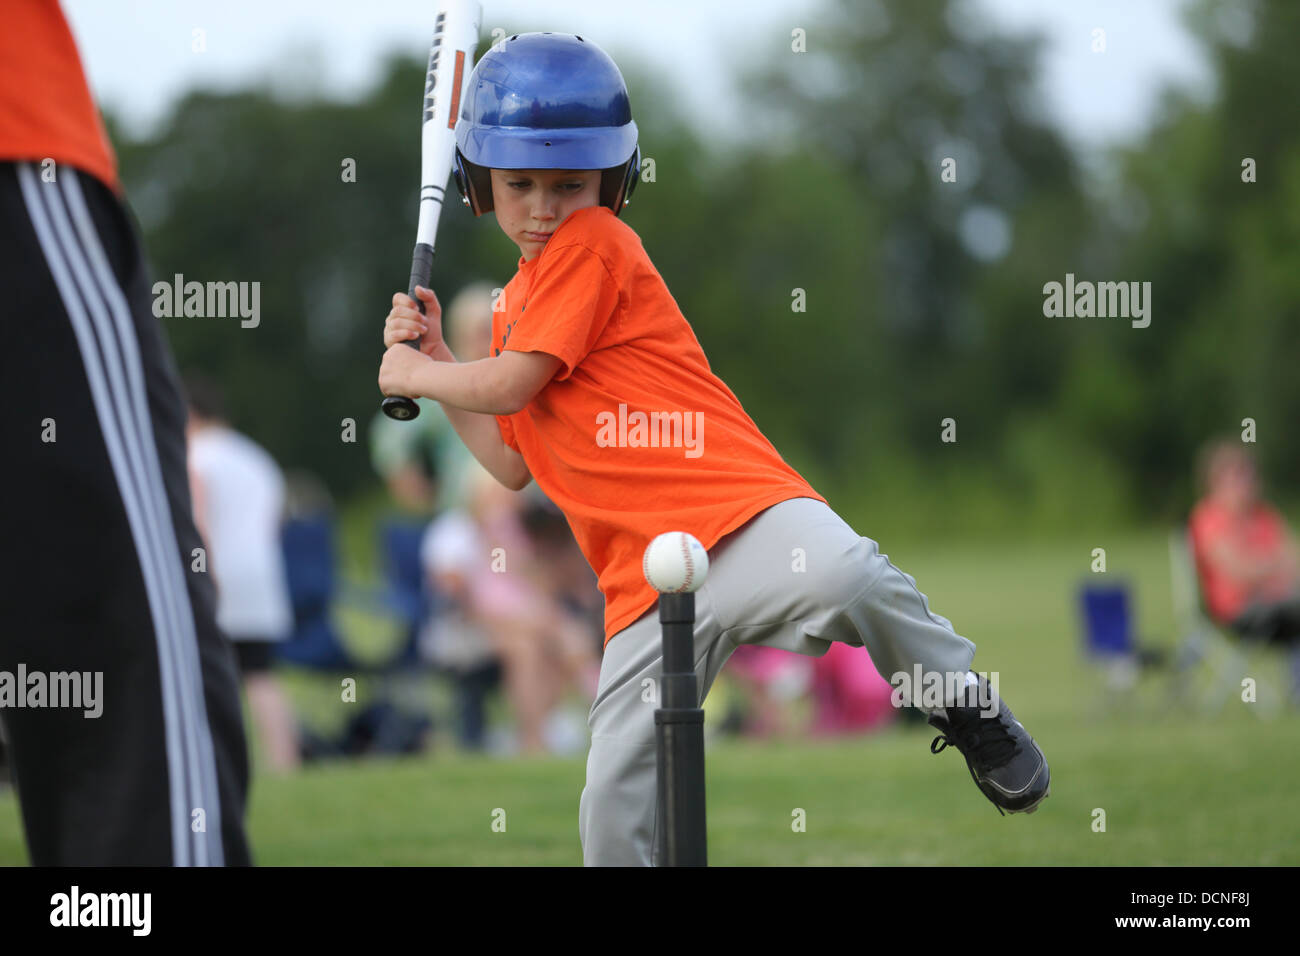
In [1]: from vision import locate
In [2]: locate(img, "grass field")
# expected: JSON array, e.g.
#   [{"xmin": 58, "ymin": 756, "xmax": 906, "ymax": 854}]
[{"xmin": 3, "ymin": 529, "xmax": 1298, "ymax": 865}]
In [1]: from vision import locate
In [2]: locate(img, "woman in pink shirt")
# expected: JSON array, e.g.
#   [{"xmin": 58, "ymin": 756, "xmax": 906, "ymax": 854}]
[{"xmin": 1190, "ymin": 441, "xmax": 1300, "ymax": 644}]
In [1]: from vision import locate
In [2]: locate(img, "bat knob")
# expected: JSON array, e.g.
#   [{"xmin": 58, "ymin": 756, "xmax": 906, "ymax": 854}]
[{"xmin": 381, "ymin": 396, "xmax": 422, "ymax": 421}]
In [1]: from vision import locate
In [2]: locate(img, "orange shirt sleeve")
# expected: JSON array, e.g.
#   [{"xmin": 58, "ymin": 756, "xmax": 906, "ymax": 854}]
[{"xmin": 502, "ymin": 243, "xmax": 620, "ymax": 382}]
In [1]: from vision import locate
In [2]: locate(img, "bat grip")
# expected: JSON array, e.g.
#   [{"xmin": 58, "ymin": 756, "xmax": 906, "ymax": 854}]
[{"xmin": 380, "ymin": 242, "xmax": 436, "ymax": 422}]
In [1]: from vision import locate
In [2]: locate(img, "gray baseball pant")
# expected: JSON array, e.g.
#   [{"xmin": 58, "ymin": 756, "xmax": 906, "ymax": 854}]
[{"xmin": 578, "ymin": 496, "xmax": 977, "ymax": 866}]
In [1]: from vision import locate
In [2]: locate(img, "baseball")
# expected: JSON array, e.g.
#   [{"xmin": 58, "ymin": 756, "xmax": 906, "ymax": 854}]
[{"xmin": 642, "ymin": 531, "xmax": 709, "ymax": 593}]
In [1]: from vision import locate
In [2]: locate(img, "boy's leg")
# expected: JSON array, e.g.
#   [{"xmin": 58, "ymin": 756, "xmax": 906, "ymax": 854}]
[
  {"xmin": 703, "ymin": 497, "xmax": 976, "ymax": 687},
  {"xmin": 706, "ymin": 496, "xmax": 1048, "ymax": 814},
  {"xmin": 580, "ymin": 494, "xmax": 1048, "ymax": 865},
  {"xmin": 579, "ymin": 495, "xmax": 977, "ymax": 866}
]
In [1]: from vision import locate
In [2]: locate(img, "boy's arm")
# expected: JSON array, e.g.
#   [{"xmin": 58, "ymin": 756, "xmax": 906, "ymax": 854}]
[
  {"xmin": 408, "ymin": 342, "xmax": 560, "ymax": 491},
  {"xmin": 440, "ymin": 395, "xmax": 531, "ymax": 491},
  {"xmin": 381, "ymin": 338, "xmax": 559, "ymax": 415},
  {"xmin": 407, "ymin": 349, "xmax": 559, "ymax": 415}
]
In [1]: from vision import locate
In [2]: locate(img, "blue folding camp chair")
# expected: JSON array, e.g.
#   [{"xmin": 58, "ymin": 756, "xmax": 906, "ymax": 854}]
[
  {"xmin": 376, "ymin": 516, "xmax": 506, "ymax": 750},
  {"xmin": 1079, "ymin": 582, "xmax": 1142, "ymax": 710},
  {"xmin": 279, "ymin": 512, "xmax": 430, "ymax": 673},
  {"xmin": 276, "ymin": 510, "xmax": 437, "ymax": 758},
  {"xmin": 377, "ymin": 518, "xmax": 430, "ymax": 670},
  {"xmin": 278, "ymin": 513, "xmax": 355, "ymax": 669}
]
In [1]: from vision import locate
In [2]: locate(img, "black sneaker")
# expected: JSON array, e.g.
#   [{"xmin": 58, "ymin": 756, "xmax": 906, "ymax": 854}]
[{"xmin": 927, "ymin": 675, "xmax": 1049, "ymax": 815}]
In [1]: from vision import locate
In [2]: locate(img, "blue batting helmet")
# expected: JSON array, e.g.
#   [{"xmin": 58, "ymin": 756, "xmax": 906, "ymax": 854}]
[{"xmin": 452, "ymin": 32, "xmax": 640, "ymax": 217}]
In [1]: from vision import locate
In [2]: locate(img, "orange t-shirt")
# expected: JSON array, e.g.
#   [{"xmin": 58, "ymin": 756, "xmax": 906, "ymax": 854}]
[
  {"xmin": 1189, "ymin": 497, "xmax": 1286, "ymax": 623},
  {"xmin": 493, "ymin": 205, "xmax": 827, "ymax": 644},
  {"xmin": 0, "ymin": 0, "xmax": 120, "ymax": 191}
]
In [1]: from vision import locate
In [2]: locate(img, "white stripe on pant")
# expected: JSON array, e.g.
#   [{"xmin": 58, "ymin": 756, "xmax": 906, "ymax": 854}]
[
  {"xmin": 579, "ymin": 496, "xmax": 977, "ymax": 866},
  {"xmin": 17, "ymin": 163, "xmax": 224, "ymax": 866}
]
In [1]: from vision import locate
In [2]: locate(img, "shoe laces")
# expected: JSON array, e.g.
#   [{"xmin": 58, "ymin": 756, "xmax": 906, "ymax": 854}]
[
  {"xmin": 931, "ymin": 705, "xmax": 1020, "ymax": 769},
  {"xmin": 930, "ymin": 706, "xmax": 1022, "ymax": 816}
]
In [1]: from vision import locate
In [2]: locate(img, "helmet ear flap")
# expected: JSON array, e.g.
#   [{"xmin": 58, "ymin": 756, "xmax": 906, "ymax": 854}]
[
  {"xmin": 602, "ymin": 146, "xmax": 640, "ymax": 217},
  {"xmin": 621, "ymin": 145, "xmax": 641, "ymax": 209},
  {"xmin": 454, "ymin": 151, "xmax": 494, "ymax": 216}
]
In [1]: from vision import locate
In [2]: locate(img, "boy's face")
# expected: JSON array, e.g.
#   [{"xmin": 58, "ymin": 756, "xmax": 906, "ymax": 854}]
[{"xmin": 490, "ymin": 168, "xmax": 601, "ymax": 261}]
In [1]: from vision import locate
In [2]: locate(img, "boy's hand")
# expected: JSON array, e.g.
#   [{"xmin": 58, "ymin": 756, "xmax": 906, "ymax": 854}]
[
  {"xmin": 379, "ymin": 341, "xmax": 433, "ymax": 399},
  {"xmin": 383, "ymin": 285, "xmax": 443, "ymax": 356}
]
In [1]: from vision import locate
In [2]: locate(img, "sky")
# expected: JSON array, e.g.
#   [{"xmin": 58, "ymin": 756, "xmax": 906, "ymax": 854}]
[{"xmin": 64, "ymin": 0, "xmax": 1214, "ymax": 152}]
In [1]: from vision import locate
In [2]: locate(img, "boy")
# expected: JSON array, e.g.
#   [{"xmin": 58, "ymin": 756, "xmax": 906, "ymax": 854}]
[{"xmin": 378, "ymin": 32, "xmax": 1049, "ymax": 865}]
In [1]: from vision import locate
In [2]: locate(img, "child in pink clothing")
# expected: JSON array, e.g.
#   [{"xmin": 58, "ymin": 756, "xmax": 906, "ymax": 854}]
[
  {"xmin": 727, "ymin": 643, "xmax": 897, "ymax": 737},
  {"xmin": 809, "ymin": 642, "xmax": 897, "ymax": 735}
]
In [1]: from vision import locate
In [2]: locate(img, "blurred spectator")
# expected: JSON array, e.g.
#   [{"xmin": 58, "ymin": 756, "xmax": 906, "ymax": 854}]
[
  {"xmin": 419, "ymin": 491, "xmax": 501, "ymax": 751},
  {"xmin": 369, "ymin": 282, "xmax": 497, "ymax": 514},
  {"xmin": 724, "ymin": 646, "xmax": 810, "ymax": 737},
  {"xmin": 1190, "ymin": 440, "xmax": 1300, "ymax": 645},
  {"xmin": 519, "ymin": 494, "xmax": 604, "ymax": 648},
  {"xmin": 728, "ymin": 642, "xmax": 806, "ymax": 738},
  {"xmin": 185, "ymin": 375, "xmax": 300, "ymax": 772},
  {"xmin": 373, "ymin": 282, "xmax": 496, "ymax": 750},
  {"xmin": 370, "ymin": 282, "xmax": 602, "ymax": 752},
  {"xmin": 807, "ymin": 643, "xmax": 897, "ymax": 735},
  {"xmin": 422, "ymin": 462, "xmax": 600, "ymax": 755},
  {"xmin": 374, "ymin": 282, "xmax": 602, "ymax": 752},
  {"xmin": 724, "ymin": 643, "xmax": 897, "ymax": 738}
]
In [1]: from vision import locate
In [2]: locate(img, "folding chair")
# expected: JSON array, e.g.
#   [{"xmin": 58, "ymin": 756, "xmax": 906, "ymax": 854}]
[
  {"xmin": 1078, "ymin": 582, "xmax": 1144, "ymax": 714},
  {"xmin": 1167, "ymin": 526, "xmax": 1288, "ymax": 718},
  {"xmin": 278, "ymin": 513, "xmax": 355, "ymax": 669},
  {"xmin": 276, "ymin": 511, "xmax": 436, "ymax": 757},
  {"xmin": 377, "ymin": 518, "xmax": 431, "ymax": 670},
  {"xmin": 377, "ymin": 515, "xmax": 505, "ymax": 751}
]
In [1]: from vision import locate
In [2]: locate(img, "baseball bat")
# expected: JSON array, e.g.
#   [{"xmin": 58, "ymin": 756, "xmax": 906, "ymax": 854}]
[{"xmin": 381, "ymin": 0, "xmax": 482, "ymax": 422}]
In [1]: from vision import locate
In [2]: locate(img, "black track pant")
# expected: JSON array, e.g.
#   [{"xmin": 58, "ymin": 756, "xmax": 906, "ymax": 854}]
[{"xmin": 0, "ymin": 161, "xmax": 251, "ymax": 865}]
